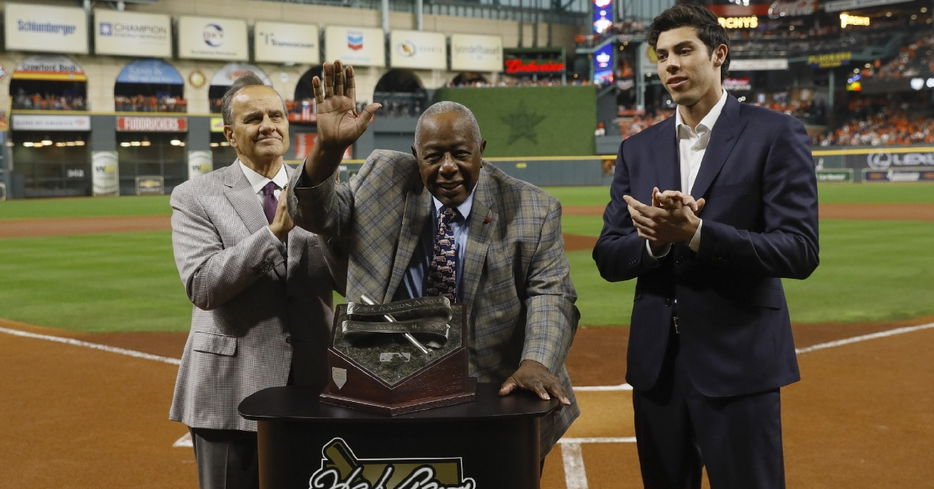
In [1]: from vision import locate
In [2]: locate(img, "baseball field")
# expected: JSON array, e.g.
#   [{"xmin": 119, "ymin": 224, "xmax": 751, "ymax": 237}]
[{"xmin": 1, "ymin": 181, "xmax": 933, "ymax": 488}]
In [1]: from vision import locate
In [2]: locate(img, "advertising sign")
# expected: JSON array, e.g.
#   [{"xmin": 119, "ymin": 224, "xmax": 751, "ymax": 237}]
[
  {"xmin": 92, "ymin": 151, "xmax": 120, "ymax": 196},
  {"xmin": 94, "ymin": 10, "xmax": 171, "ymax": 57},
  {"xmin": 210, "ymin": 63, "xmax": 272, "ymax": 87},
  {"xmin": 13, "ymin": 55, "xmax": 86, "ymax": 81},
  {"xmin": 638, "ymin": 42, "xmax": 657, "ymax": 78},
  {"xmin": 389, "ymin": 30, "xmax": 446, "ymax": 70},
  {"xmin": 450, "ymin": 34, "xmax": 503, "ymax": 72},
  {"xmin": 864, "ymin": 169, "xmax": 934, "ymax": 182},
  {"xmin": 503, "ymin": 48, "xmax": 565, "ymax": 75},
  {"xmin": 730, "ymin": 58, "xmax": 789, "ymax": 71},
  {"xmin": 254, "ymin": 21, "xmax": 319, "ymax": 64},
  {"xmin": 806, "ymin": 51, "xmax": 852, "ymax": 68},
  {"xmin": 12, "ymin": 115, "xmax": 91, "ymax": 131},
  {"xmin": 816, "ymin": 169, "xmax": 853, "ymax": 182},
  {"xmin": 116, "ymin": 59, "xmax": 184, "ymax": 85},
  {"xmin": 325, "ymin": 26, "xmax": 385, "ymax": 67},
  {"xmin": 188, "ymin": 151, "xmax": 213, "ymax": 180},
  {"xmin": 117, "ymin": 117, "xmax": 188, "ymax": 132},
  {"xmin": 723, "ymin": 77, "xmax": 752, "ymax": 91},
  {"xmin": 592, "ymin": 0, "xmax": 614, "ymax": 34},
  {"xmin": 178, "ymin": 16, "xmax": 248, "ymax": 61},
  {"xmin": 593, "ymin": 42, "xmax": 614, "ymax": 84},
  {"xmin": 4, "ymin": 3, "xmax": 88, "ymax": 54}
]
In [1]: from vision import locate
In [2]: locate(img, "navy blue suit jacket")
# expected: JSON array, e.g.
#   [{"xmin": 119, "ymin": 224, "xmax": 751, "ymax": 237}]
[{"xmin": 593, "ymin": 95, "xmax": 819, "ymax": 397}]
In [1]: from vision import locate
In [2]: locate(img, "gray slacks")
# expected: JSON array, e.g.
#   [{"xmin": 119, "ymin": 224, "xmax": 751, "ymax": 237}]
[{"xmin": 189, "ymin": 427, "xmax": 258, "ymax": 489}]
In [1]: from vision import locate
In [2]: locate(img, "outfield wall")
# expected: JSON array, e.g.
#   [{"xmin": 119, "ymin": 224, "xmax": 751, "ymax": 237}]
[{"xmin": 337, "ymin": 143, "xmax": 934, "ymax": 187}]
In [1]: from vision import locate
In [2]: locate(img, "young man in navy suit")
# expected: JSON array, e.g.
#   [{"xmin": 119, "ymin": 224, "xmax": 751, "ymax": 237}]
[{"xmin": 593, "ymin": 4, "xmax": 819, "ymax": 489}]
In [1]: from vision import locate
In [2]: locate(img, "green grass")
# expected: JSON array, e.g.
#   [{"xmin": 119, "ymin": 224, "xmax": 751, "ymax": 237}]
[
  {"xmin": 0, "ymin": 232, "xmax": 191, "ymax": 332},
  {"xmin": 782, "ymin": 219, "xmax": 934, "ymax": 323},
  {"xmin": 0, "ymin": 195, "xmax": 171, "ymax": 219},
  {"xmin": 1, "ymin": 183, "xmax": 933, "ymax": 332},
  {"xmin": 546, "ymin": 182, "xmax": 934, "ymax": 206},
  {"xmin": 544, "ymin": 186, "xmax": 612, "ymax": 207},
  {"xmin": 816, "ymin": 182, "xmax": 934, "ymax": 204}
]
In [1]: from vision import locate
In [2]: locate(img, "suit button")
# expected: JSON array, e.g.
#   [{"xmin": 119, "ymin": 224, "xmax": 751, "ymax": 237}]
[
  {"xmin": 285, "ymin": 336, "xmax": 292, "ymax": 344},
  {"xmin": 664, "ymin": 298, "xmax": 672, "ymax": 306}
]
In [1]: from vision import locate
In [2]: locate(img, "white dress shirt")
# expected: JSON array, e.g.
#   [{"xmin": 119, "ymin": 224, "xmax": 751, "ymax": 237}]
[
  {"xmin": 238, "ymin": 159, "xmax": 290, "ymax": 241},
  {"xmin": 648, "ymin": 89, "xmax": 728, "ymax": 257}
]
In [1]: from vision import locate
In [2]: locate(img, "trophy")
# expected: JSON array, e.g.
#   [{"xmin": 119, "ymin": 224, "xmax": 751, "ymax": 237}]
[{"xmin": 319, "ymin": 295, "xmax": 477, "ymax": 415}]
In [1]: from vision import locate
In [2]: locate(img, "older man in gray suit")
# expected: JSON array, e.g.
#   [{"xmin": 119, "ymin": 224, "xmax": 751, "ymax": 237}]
[
  {"xmin": 288, "ymin": 61, "xmax": 579, "ymax": 461},
  {"xmin": 169, "ymin": 74, "xmax": 343, "ymax": 489}
]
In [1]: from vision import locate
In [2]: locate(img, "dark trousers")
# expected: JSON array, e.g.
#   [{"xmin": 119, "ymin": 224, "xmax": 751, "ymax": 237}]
[
  {"xmin": 189, "ymin": 427, "xmax": 259, "ymax": 489},
  {"xmin": 632, "ymin": 331, "xmax": 785, "ymax": 489}
]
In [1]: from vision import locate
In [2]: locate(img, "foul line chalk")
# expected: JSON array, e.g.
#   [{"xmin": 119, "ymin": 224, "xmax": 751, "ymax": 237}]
[
  {"xmin": 794, "ymin": 322, "xmax": 934, "ymax": 354},
  {"xmin": 571, "ymin": 322, "xmax": 934, "ymax": 392},
  {"xmin": 561, "ymin": 442, "xmax": 588, "ymax": 489},
  {"xmin": 560, "ymin": 437, "xmax": 638, "ymax": 444},
  {"xmin": 0, "ymin": 326, "xmax": 181, "ymax": 366},
  {"xmin": 173, "ymin": 432, "xmax": 193, "ymax": 448}
]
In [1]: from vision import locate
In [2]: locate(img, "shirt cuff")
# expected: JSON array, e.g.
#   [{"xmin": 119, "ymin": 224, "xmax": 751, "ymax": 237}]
[
  {"xmin": 645, "ymin": 240, "xmax": 671, "ymax": 259},
  {"xmin": 688, "ymin": 218, "xmax": 703, "ymax": 252}
]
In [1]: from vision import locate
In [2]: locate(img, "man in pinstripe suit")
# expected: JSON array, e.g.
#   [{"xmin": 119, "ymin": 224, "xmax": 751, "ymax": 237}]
[
  {"xmin": 169, "ymin": 74, "xmax": 343, "ymax": 489},
  {"xmin": 288, "ymin": 61, "xmax": 579, "ymax": 459}
]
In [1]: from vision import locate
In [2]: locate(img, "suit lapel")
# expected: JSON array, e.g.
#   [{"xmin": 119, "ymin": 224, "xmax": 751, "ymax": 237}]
[
  {"xmin": 691, "ymin": 96, "xmax": 746, "ymax": 198},
  {"xmin": 385, "ymin": 184, "xmax": 431, "ymax": 303},
  {"xmin": 652, "ymin": 117, "xmax": 680, "ymax": 194},
  {"xmin": 460, "ymin": 170, "xmax": 494, "ymax": 307},
  {"xmin": 224, "ymin": 163, "xmax": 268, "ymax": 235}
]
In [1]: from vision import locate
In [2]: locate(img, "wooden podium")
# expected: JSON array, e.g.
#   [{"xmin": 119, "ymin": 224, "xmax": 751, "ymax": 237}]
[{"xmin": 239, "ymin": 382, "xmax": 559, "ymax": 489}]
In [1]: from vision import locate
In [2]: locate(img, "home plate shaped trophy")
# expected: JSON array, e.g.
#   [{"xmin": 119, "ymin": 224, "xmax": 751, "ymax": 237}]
[{"xmin": 319, "ymin": 295, "xmax": 476, "ymax": 415}]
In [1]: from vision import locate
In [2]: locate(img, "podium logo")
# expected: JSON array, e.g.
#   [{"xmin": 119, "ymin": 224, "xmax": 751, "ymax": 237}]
[{"xmin": 309, "ymin": 438, "xmax": 476, "ymax": 489}]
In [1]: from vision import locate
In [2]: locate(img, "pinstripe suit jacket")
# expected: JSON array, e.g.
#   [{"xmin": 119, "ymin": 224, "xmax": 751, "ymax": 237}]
[
  {"xmin": 169, "ymin": 162, "xmax": 342, "ymax": 432},
  {"xmin": 289, "ymin": 150, "xmax": 579, "ymax": 452}
]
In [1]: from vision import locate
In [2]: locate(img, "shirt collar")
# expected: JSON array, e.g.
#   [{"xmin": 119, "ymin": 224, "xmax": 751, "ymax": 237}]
[
  {"xmin": 675, "ymin": 89, "xmax": 728, "ymax": 138},
  {"xmin": 432, "ymin": 192, "xmax": 474, "ymax": 221},
  {"xmin": 238, "ymin": 159, "xmax": 289, "ymax": 194}
]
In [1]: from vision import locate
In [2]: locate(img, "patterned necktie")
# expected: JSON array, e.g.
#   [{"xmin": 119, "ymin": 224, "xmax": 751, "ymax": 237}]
[
  {"xmin": 426, "ymin": 206, "xmax": 458, "ymax": 303},
  {"xmin": 261, "ymin": 181, "xmax": 278, "ymax": 224}
]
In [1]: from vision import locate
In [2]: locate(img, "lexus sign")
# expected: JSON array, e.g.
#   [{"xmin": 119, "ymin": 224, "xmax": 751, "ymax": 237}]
[{"xmin": 866, "ymin": 152, "xmax": 934, "ymax": 169}]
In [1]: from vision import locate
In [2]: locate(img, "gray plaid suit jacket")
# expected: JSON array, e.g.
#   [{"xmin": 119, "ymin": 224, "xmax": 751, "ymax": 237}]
[
  {"xmin": 169, "ymin": 162, "xmax": 342, "ymax": 432},
  {"xmin": 289, "ymin": 150, "xmax": 579, "ymax": 453}
]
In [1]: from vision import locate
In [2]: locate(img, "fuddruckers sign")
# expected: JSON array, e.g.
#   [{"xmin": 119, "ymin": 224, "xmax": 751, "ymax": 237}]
[{"xmin": 116, "ymin": 117, "xmax": 187, "ymax": 132}]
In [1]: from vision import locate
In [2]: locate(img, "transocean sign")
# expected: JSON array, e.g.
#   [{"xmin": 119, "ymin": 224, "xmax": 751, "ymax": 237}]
[{"xmin": 866, "ymin": 152, "xmax": 934, "ymax": 169}]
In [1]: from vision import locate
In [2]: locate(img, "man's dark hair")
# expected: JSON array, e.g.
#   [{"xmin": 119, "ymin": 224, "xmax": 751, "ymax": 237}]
[
  {"xmin": 221, "ymin": 73, "xmax": 267, "ymax": 125},
  {"xmin": 648, "ymin": 3, "xmax": 730, "ymax": 80}
]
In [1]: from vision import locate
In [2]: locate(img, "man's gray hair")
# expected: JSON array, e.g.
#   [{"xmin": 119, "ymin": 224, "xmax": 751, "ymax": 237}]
[
  {"xmin": 414, "ymin": 101, "xmax": 482, "ymax": 147},
  {"xmin": 221, "ymin": 73, "xmax": 268, "ymax": 125}
]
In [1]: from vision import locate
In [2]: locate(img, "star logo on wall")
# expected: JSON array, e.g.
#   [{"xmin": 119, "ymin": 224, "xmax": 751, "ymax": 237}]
[{"xmin": 500, "ymin": 101, "xmax": 545, "ymax": 145}]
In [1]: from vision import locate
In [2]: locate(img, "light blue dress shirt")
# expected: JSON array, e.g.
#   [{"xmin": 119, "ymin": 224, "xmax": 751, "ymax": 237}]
[{"xmin": 399, "ymin": 193, "xmax": 473, "ymax": 301}]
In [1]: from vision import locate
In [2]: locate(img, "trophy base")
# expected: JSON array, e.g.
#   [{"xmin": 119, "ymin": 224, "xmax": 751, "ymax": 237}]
[
  {"xmin": 320, "ymin": 378, "xmax": 477, "ymax": 416},
  {"xmin": 320, "ymin": 302, "xmax": 476, "ymax": 416}
]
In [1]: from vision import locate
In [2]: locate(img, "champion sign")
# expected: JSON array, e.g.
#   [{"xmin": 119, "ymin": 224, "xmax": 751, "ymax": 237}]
[
  {"xmin": 117, "ymin": 117, "xmax": 187, "ymax": 132},
  {"xmin": 866, "ymin": 152, "xmax": 934, "ymax": 169}
]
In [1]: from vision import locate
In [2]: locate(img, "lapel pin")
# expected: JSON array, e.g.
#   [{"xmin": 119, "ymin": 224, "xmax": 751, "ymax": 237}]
[{"xmin": 483, "ymin": 217, "xmax": 492, "ymax": 224}]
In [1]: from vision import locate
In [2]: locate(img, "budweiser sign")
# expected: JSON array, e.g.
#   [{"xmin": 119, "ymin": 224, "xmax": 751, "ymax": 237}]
[{"xmin": 117, "ymin": 117, "xmax": 188, "ymax": 132}]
